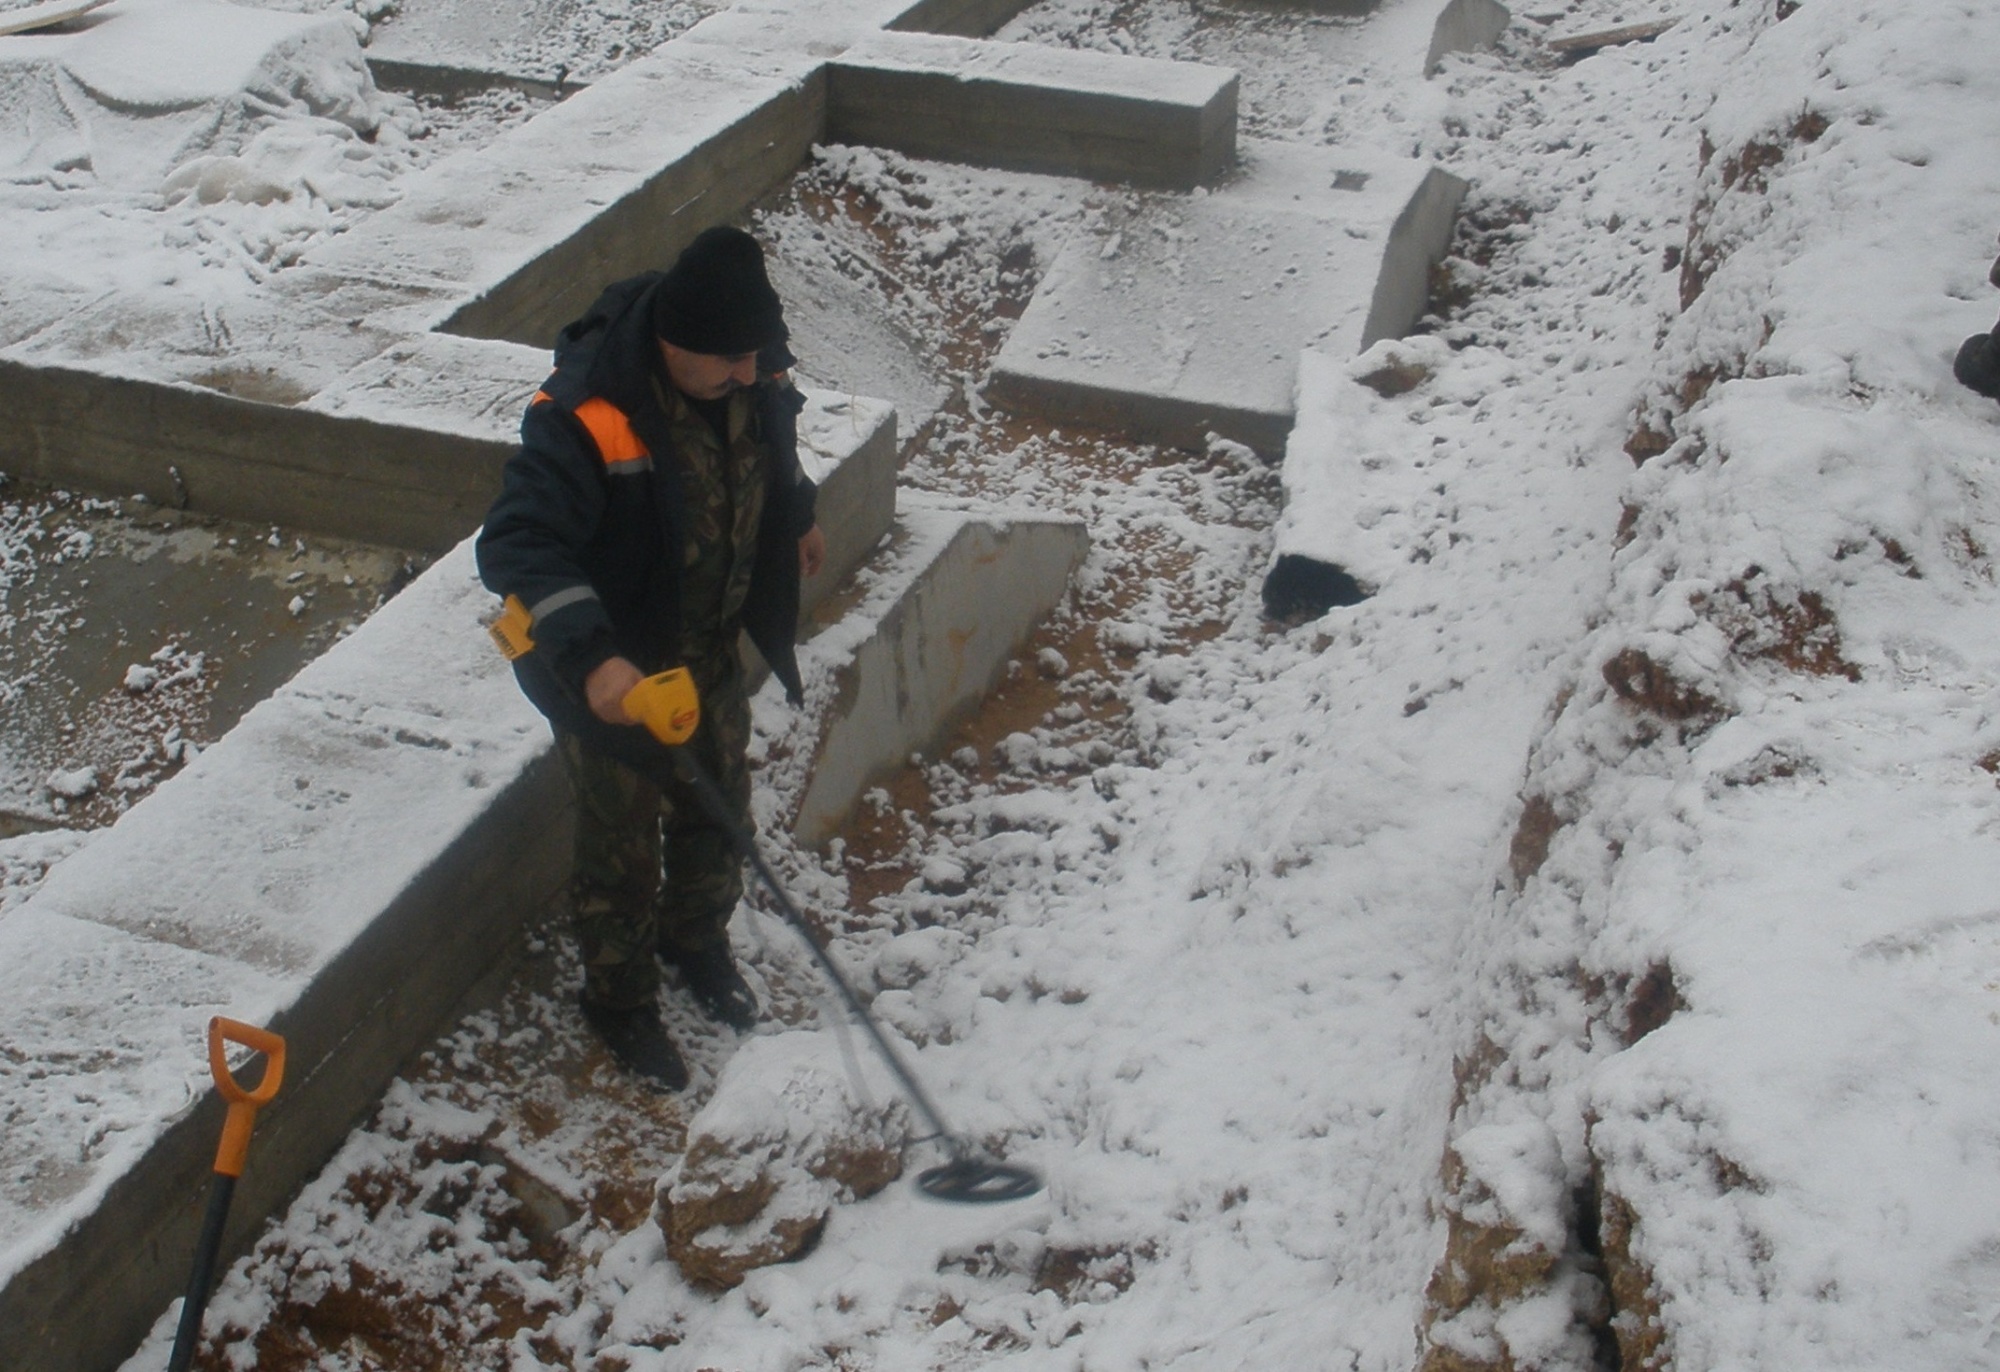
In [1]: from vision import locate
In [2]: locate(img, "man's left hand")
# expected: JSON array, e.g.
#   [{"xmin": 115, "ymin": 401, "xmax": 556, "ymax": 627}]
[{"xmin": 799, "ymin": 524, "xmax": 826, "ymax": 579}]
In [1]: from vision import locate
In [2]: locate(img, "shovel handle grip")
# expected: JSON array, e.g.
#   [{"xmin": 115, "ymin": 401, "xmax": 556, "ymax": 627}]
[{"xmin": 207, "ymin": 1018, "xmax": 285, "ymax": 1179}]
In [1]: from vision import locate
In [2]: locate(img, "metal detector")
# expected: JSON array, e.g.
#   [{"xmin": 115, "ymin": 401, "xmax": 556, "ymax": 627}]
[
  {"xmin": 493, "ymin": 614, "xmax": 1043, "ymax": 1202},
  {"xmin": 662, "ymin": 743, "xmax": 1043, "ymax": 1204}
]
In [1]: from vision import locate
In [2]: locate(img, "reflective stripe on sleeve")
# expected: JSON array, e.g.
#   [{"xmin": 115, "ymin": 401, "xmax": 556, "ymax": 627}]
[{"xmin": 527, "ymin": 585, "xmax": 600, "ymax": 626}]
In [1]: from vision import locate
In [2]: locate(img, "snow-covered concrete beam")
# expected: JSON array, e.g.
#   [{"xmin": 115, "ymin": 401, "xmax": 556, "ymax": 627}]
[
  {"xmin": 306, "ymin": 51, "xmax": 825, "ymax": 350},
  {"xmin": 793, "ymin": 502, "xmax": 1089, "ymax": 847},
  {"xmin": 988, "ymin": 143, "xmax": 1466, "ymax": 455},
  {"xmin": 828, "ymin": 32, "xmax": 1238, "ymax": 189},
  {"xmin": 0, "ymin": 350, "xmax": 523, "ymax": 553},
  {"xmin": 885, "ymin": 0, "xmax": 1041, "ymax": 37}
]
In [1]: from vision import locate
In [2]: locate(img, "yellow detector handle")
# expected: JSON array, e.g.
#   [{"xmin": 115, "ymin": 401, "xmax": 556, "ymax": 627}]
[
  {"xmin": 487, "ymin": 595, "xmax": 536, "ymax": 661},
  {"xmin": 623, "ymin": 668, "xmax": 701, "ymax": 745}
]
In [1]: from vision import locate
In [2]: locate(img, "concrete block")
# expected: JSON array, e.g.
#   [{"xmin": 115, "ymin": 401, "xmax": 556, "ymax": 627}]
[
  {"xmin": 886, "ymin": 0, "xmax": 1041, "ymax": 37},
  {"xmin": 792, "ymin": 502, "xmax": 1088, "ymax": 846},
  {"xmin": 304, "ymin": 331, "xmax": 548, "ymax": 448},
  {"xmin": 1546, "ymin": 17, "xmax": 1678, "ymax": 59},
  {"xmin": 365, "ymin": 55, "xmax": 578, "ymax": 105},
  {"xmin": 676, "ymin": 0, "xmax": 916, "ymax": 62},
  {"xmin": 828, "ymin": 32, "xmax": 1236, "ymax": 189},
  {"xmin": 305, "ymin": 48, "xmax": 825, "ymax": 349},
  {"xmin": 0, "ymin": 354, "xmax": 514, "ymax": 553},
  {"xmin": 797, "ymin": 390, "xmax": 900, "ymax": 615},
  {"xmin": 0, "ymin": 320, "xmax": 896, "ymax": 570},
  {"xmin": 988, "ymin": 141, "xmax": 1466, "ymax": 454},
  {"xmin": 1359, "ymin": 162, "xmax": 1468, "ymax": 350},
  {"xmin": 1426, "ymin": 0, "xmax": 1510, "ymax": 74},
  {"xmin": 0, "ymin": 541, "xmax": 564, "ymax": 1372}
]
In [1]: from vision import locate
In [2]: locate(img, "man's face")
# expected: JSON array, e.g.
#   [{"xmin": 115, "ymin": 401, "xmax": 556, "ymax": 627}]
[{"xmin": 661, "ymin": 340, "xmax": 759, "ymax": 400}]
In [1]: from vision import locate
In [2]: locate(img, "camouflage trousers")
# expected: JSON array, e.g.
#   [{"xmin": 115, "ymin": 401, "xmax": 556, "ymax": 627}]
[{"xmin": 559, "ymin": 651, "xmax": 753, "ymax": 1010}]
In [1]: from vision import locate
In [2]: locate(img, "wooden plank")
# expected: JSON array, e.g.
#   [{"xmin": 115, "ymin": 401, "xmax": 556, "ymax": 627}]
[{"xmin": 1547, "ymin": 17, "xmax": 1678, "ymax": 55}]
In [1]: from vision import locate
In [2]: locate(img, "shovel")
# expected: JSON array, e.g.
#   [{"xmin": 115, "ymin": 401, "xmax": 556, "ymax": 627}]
[{"xmin": 167, "ymin": 1017, "xmax": 286, "ymax": 1372}]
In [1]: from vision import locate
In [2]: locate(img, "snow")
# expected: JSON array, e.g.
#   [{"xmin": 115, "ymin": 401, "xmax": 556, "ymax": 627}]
[
  {"xmin": 0, "ymin": 0, "xmax": 399, "ymax": 189},
  {"xmin": 3, "ymin": 0, "xmax": 1998, "ymax": 1368},
  {"xmin": 0, "ymin": 826, "xmax": 91, "ymax": 914}
]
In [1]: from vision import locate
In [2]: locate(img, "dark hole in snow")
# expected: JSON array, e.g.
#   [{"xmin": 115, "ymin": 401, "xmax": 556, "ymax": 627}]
[{"xmin": 1262, "ymin": 554, "xmax": 1369, "ymax": 623}]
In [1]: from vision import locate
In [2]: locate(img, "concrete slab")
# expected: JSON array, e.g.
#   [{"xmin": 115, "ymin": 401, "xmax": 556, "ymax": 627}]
[
  {"xmin": 828, "ymin": 31, "xmax": 1237, "ymax": 188},
  {"xmin": 986, "ymin": 139, "xmax": 1466, "ymax": 454},
  {"xmin": 792, "ymin": 500, "xmax": 1088, "ymax": 847}
]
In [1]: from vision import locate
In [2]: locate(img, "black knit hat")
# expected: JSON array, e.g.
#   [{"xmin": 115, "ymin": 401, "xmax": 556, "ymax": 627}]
[{"xmin": 651, "ymin": 226, "xmax": 788, "ymax": 355}]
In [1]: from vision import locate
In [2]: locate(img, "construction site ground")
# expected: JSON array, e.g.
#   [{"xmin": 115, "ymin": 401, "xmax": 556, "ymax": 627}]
[{"xmin": 5, "ymin": 0, "xmax": 1995, "ymax": 1369}]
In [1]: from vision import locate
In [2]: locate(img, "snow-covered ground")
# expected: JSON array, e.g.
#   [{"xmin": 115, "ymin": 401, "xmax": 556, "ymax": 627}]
[{"xmin": 6, "ymin": 0, "xmax": 1998, "ymax": 1367}]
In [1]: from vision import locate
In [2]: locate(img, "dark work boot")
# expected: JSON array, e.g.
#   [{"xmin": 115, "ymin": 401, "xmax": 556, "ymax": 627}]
[
  {"xmin": 670, "ymin": 944, "xmax": 760, "ymax": 1031},
  {"xmin": 579, "ymin": 996, "xmax": 689, "ymax": 1091}
]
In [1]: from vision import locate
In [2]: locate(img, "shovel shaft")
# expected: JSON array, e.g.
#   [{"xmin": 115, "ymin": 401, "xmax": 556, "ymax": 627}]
[{"xmin": 165, "ymin": 1175, "xmax": 235, "ymax": 1372}]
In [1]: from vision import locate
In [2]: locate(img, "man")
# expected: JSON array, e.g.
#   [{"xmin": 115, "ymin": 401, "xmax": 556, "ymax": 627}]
[{"xmin": 477, "ymin": 226, "xmax": 825, "ymax": 1089}]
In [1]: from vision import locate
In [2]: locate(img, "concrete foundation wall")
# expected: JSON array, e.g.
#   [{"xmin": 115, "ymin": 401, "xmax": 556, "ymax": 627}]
[
  {"xmin": 982, "ymin": 367, "xmax": 1294, "ymax": 457},
  {"xmin": 2, "ymin": 755, "xmax": 570, "ymax": 1372},
  {"xmin": 1358, "ymin": 165, "xmax": 1470, "ymax": 349},
  {"xmin": 0, "ymin": 357, "xmax": 516, "ymax": 554},
  {"xmin": 799, "ymin": 395, "xmax": 901, "ymax": 609},
  {"xmin": 440, "ymin": 73, "xmax": 828, "ymax": 349},
  {"xmin": 886, "ymin": 0, "xmax": 1039, "ymax": 37},
  {"xmin": 828, "ymin": 34, "xmax": 1237, "ymax": 188},
  {"xmin": 793, "ymin": 507, "xmax": 1089, "ymax": 847},
  {"xmin": 1425, "ymin": 0, "xmax": 1510, "ymax": 74}
]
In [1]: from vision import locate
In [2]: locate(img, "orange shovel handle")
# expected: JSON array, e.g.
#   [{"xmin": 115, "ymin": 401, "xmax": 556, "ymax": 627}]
[{"xmin": 206, "ymin": 1018, "xmax": 285, "ymax": 1179}]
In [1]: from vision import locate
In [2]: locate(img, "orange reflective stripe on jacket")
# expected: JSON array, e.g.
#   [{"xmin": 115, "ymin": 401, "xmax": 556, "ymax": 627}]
[
  {"xmin": 573, "ymin": 397, "xmax": 651, "ymax": 473},
  {"xmin": 531, "ymin": 388, "xmax": 651, "ymax": 474}
]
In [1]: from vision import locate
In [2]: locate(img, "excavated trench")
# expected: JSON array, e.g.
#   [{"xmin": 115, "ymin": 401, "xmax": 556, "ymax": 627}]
[{"xmin": 152, "ymin": 142, "xmax": 1294, "ymax": 1371}]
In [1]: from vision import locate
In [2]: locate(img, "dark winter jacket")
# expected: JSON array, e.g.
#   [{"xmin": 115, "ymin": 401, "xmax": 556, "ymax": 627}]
[{"xmin": 476, "ymin": 273, "xmax": 817, "ymax": 726}]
